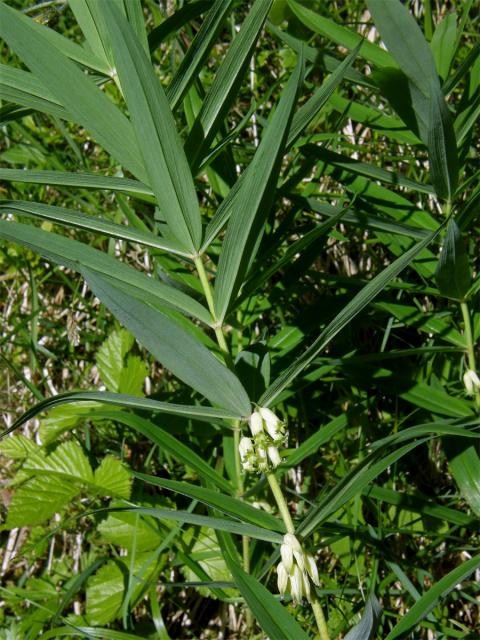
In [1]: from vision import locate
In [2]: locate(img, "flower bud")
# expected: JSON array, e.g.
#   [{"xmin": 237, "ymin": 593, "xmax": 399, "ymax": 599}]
[
  {"xmin": 277, "ymin": 561, "xmax": 289, "ymax": 595},
  {"xmin": 280, "ymin": 541, "xmax": 294, "ymax": 573},
  {"xmin": 463, "ymin": 369, "xmax": 480, "ymax": 396},
  {"xmin": 248, "ymin": 411, "xmax": 264, "ymax": 436},
  {"xmin": 305, "ymin": 554, "xmax": 320, "ymax": 586},
  {"xmin": 259, "ymin": 407, "xmax": 284, "ymax": 441},
  {"xmin": 267, "ymin": 445, "xmax": 282, "ymax": 467},
  {"xmin": 256, "ymin": 446, "xmax": 268, "ymax": 471},
  {"xmin": 290, "ymin": 565, "xmax": 304, "ymax": 602}
]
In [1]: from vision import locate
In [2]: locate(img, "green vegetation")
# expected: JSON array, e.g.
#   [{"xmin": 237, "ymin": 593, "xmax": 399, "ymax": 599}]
[{"xmin": 0, "ymin": 1, "xmax": 478, "ymax": 638}]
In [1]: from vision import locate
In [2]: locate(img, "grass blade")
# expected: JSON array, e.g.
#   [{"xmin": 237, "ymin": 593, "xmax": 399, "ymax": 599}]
[{"xmin": 100, "ymin": 2, "xmax": 202, "ymax": 253}]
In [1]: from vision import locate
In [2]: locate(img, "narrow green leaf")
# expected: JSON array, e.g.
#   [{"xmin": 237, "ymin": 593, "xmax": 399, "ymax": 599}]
[
  {"xmin": 202, "ymin": 46, "xmax": 358, "ymax": 251},
  {"xmin": 344, "ymin": 595, "xmax": 382, "ymax": 640},
  {"xmin": 83, "ymin": 268, "xmax": 250, "ymax": 414},
  {"xmin": 0, "ymin": 3, "xmax": 147, "ymax": 181},
  {"xmin": 427, "ymin": 82, "xmax": 459, "ymax": 199},
  {"xmin": 135, "ymin": 475, "xmax": 285, "ymax": 533},
  {"xmin": 1, "ymin": 391, "xmax": 240, "ymax": 443},
  {"xmin": 435, "ymin": 219, "xmax": 471, "ymax": 300},
  {"xmin": 400, "ymin": 382, "xmax": 473, "ymax": 417},
  {"xmin": 167, "ymin": 0, "xmax": 235, "ymax": 111},
  {"xmin": 109, "ymin": 507, "xmax": 283, "ymax": 543},
  {"xmin": 0, "ymin": 200, "xmax": 188, "ymax": 258},
  {"xmin": 430, "ymin": 12, "xmax": 457, "ymax": 82},
  {"xmin": 385, "ymin": 554, "xmax": 480, "ymax": 640},
  {"xmin": 224, "ymin": 557, "xmax": 311, "ymax": 640},
  {"xmin": 366, "ymin": 0, "xmax": 459, "ymax": 200},
  {"xmin": 97, "ymin": 411, "xmax": 233, "ymax": 492},
  {"xmin": 0, "ymin": 168, "xmax": 153, "ymax": 198},
  {"xmin": 366, "ymin": 0, "xmax": 438, "ymax": 89},
  {"xmin": 288, "ymin": 0, "xmax": 393, "ymax": 68},
  {"xmin": 148, "ymin": 2, "xmax": 211, "ymax": 52},
  {"xmin": 214, "ymin": 55, "xmax": 303, "ymax": 322},
  {"xmin": 260, "ymin": 225, "xmax": 443, "ymax": 406},
  {"xmin": 0, "ymin": 65, "xmax": 68, "ymax": 120},
  {"xmin": 99, "ymin": 2, "xmax": 202, "ymax": 253},
  {"xmin": 445, "ymin": 439, "xmax": 480, "ymax": 518},
  {"xmin": 0, "ymin": 221, "xmax": 209, "ymax": 324},
  {"xmin": 184, "ymin": 0, "xmax": 273, "ymax": 170}
]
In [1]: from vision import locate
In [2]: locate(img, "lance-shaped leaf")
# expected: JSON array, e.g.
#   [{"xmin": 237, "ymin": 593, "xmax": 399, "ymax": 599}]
[
  {"xmin": 385, "ymin": 554, "xmax": 480, "ymax": 640},
  {"xmin": 214, "ymin": 55, "xmax": 304, "ymax": 322},
  {"xmin": 366, "ymin": 0, "xmax": 458, "ymax": 200},
  {"xmin": 184, "ymin": 0, "xmax": 273, "ymax": 171},
  {"xmin": 99, "ymin": 1, "xmax": 202, "ymax": 254},
  {"xmin": 222, "ymin": 549, "xmax": 310, "ymax": 640},
  {"xmin": 435, "ymin": 218, "xmax": 471, "ymax": 300},
  {"xmin": 0, "ymin": 2, "xmax": 147, "ymax": 182},
  {"xmin": 167, "ymin": 0, "xmax": 235, "ymax": 111},
  {"xmin": 0, "ymin": 65, "xmax": 68, "ymax": 120},
  {"xmin": 202, "ymin": 45, "xmax": 357, "ymax": 251},
  {"xmin": 0, "ymin": 169, "xmax": 153, "ymax": 198},
  {"xmin": 0, "ymin": 221, "xmax": 210, "ymax": 324},
  {"xmin": 260, "ymin": 224, "xmax": 443, "ymax": 406},
  {"xmin": 83, "ymin": 269, "xmax": 251, "ymax": 415},
  {"xmin": 0, "ymin": 200, "xmax": 187, "ymax": 258},
  {"xmin": 344, "ymin": 595, "xmax": 382, "ymax": 640}
]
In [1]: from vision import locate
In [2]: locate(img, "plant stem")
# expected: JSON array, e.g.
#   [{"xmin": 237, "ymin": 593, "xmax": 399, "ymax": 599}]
[
  {"xmin": 460, "ymin": 301, "xmax": 480, "ymax": 409},
  {"xmin": 194, "ymin": 256, "xmax": 235, "ymax": 369},
  {"xmin": 266, "ymin": 472, "xmax": 330, "ymax": 640},
  {"xmin": 266, "ymin": 472, "xmax": 295, "ymax": 534},
  {"xmin": 311, "ymin": 595, "xmax": 331, "ymax": 640},
  {"xmin": 194, "ymin": 255, "xmax": 252, "ymax": 626}
]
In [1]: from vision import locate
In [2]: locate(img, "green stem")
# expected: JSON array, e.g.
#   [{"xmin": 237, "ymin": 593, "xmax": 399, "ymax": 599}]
[
  {"xmin": 311, "ymin": 595, "xmax": 331, "ymax": 640},
  {"xmin": 266, "ymin": 472, "xmax": 295, "ymax": 534},
  {"xmin": 266, "ymin": 472, "xmax": 330, "ymax": 640},
  {"xmin": 194, "ymin": 256, "xmax": 234, "ymax": 369},
  {"xmin": 460, "ymin": 301, "xmax": 480, "ymax": 408}
]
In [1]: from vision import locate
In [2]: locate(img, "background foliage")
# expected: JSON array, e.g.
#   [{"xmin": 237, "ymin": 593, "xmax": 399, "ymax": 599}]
[{"xmin": 0, "ymin": 0, "xmax": 479, "ymax": 638}]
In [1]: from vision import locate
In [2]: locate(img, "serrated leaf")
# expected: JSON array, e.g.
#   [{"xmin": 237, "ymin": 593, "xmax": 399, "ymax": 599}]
[
  {"xmin": 98, "ymin": 511, "xmax": 163, "ymax": 552},
  {"xmin": 39, "ymin": 402, "xmax": 102, "ymax": 445},
  {"xmin": 6, "ymin": 474, "xmax": 80, "ymax": 528},
  {"xmin": 96, "ymin": 329, "xmax": 134, "ymax": 393},
  {"xmin": 86, "ymin": 554, "xmax": 160, "ymax": 625},
  {"xmin": 24, "ymin": 441, "xmax": 94, "ymax": 484},
  {"xmin": 118, "ymin": 356, "xmax": 148, "ymax": 396},
  {"xmin": 93, "ymin": 456, "xmax": 131, "ymax": 499},
  {"xmin": 182, "ymin": 528, "xmax": 235, "ymax": 598},
  {"xmin": 0, "ymin": 434, "xmax": 37, "ymax": 459},
  {"xmin": 435, "ymin": 219, "xmax": 471, "ymax": 300}
]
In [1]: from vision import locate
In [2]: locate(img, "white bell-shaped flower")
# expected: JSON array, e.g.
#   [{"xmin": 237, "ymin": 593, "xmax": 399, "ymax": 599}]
[
  {"xmin": 290, "ymin": 564, "xmax": 304, "ymax": 602},
  {"xmin": 305, "ymin": 553, "xmax": 320, "ymax": 586},
  {"xmin": 248, "ymin": 410, "xmax": 264, "ymax": 436},
  {"xmin": 277, "ymin": 561, "xmax": 289, "ymax": 595},
  {"xmin": 259, "ymin": 406, "xmax": 284, "ymax": 441},
  {"xmin": 463, "ymin": 369, "xmax": 480, "ymax": 396},
  {"xmin": 267, "ymin": 445, "xmax": 282, "ymax": 467}
]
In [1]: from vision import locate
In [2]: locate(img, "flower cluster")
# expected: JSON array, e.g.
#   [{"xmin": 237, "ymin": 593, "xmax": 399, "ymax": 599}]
[
  {"xmin": 277, "ymin": 533, "xmax": 319, "ymax": 603},
  {"xmin": 239, "ymin": 407, "xmax": 287, "ymax": 473},
  {"xmin": 463, "ymin": 369, "xmax": 480, "ymax": 396}
]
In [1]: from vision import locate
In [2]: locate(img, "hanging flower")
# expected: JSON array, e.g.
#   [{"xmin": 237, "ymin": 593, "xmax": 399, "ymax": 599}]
[
  {"xmin": 276, "ymin": 533, "xmax": 320, "ymax": 603},
  {"xmin": 463, "ymin": 369, "xmax": 480, "ymax": 396}
]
